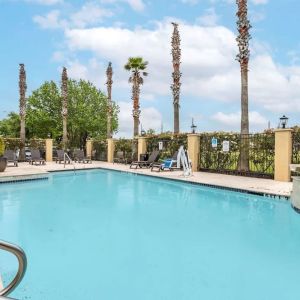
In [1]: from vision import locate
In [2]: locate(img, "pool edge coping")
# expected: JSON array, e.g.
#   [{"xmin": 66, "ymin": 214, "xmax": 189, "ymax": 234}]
[
  {"xmin": 49, "ymin": 167, "xmax": 291, "ymax": 200},
  {"xmin": 0, "ymin": 166, "xmax": 290, "ymax": 200}
]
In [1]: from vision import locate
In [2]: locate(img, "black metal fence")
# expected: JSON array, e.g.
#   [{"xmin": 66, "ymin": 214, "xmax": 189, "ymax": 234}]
[
  {"xmin": 4, "ymin": 138, "xmax": 46, "ymax": 159},
  {"xmin": 114, "ymin": 138, "xmax": 137, "ymax": 163},
  {"xmin": 292, "ymin": 131, "xmax": 300, "ymax": 164},
  {"xmin": 92, "ymin": 140, "xmax": 108, "ymax": 161},
  {"xmin": 199, "ymin": 133, "xmax": 275, "ymax": 178},
  {"xmin": 146, "ymin": 134, "xmax": 188, "ymax": 160}
]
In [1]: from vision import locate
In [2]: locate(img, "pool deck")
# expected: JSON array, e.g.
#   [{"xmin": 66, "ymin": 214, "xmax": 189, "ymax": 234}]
[{"xmin": 0, "ymin": 161, "xmax": 293, "ymax": 198}]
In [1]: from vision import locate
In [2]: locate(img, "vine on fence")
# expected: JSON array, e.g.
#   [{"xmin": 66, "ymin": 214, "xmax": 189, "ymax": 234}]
[
  {"xmin": 114, "ymin": 138, "xmax": 137, "ymax": 161},
  {"xmin": 4, "ymin": 138, "xmax": 46, "ymax": 150},
  {"xmin": 146, "ymin": 133, "xmax": 188, "ymax": 160},
  {"xmin": 92, "ymin": 140, "xmax": 108, "ymax": 161},
  {"xmin": 292, "ymin": 128, "xmax": 300, "ymax": 164},
  {"xmin": 199, "ymin": 132, "xmax": 275, "ymax": 178}
]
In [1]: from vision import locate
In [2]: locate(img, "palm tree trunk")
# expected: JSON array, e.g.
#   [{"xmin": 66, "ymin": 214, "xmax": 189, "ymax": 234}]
[
  {"xmin": 132, "ymin": 73, "xmax": 140, "ymax": 137},
  {"xmin": 174, "ymin": 103, "xmax": 179, "ymax": 134},
  {"xmin": 171, "ymin": 22, "xmax": 181, "ymax": 134},
  {"xmin": 106, "ymin": 62, "xmax": 113, "ymax": 139},
  {"xmin": 19, "ymin": 64, "xmax": 27, "ymax": 161},
  {"xmin": 240, "ymin": 67, "xmax": 249, "ymax": 171},
  {"xmin": 236, "ymin": 0, "xmax": 251, "ymax": 172},
  {"xmin": 61, "ymin": 67, "xmax": 68, "ymax": 150}
]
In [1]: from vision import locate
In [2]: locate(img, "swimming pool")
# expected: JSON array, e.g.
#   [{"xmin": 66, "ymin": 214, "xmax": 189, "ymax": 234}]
[{"xmin": 0, "ymin": 169, "xmax": 299, "ymax": 300}]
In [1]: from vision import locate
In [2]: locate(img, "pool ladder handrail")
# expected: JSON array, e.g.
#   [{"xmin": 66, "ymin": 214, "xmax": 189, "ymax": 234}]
[
  {"xmin": 0, "ymin": 240, "xmax": 27, "ymax": 298},
  {"xmin": 64, "ymin": 153, "xmax": 76, "ymax": 172}
]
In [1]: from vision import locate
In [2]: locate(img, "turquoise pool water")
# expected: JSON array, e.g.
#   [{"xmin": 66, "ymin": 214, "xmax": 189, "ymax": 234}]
[{"xmin": 0, "ymin": 169, "xmax": 300, "ymax": 300}]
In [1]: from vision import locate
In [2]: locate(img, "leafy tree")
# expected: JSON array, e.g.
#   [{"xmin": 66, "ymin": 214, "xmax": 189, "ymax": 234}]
[
  {"xmin": 146, "ymin": 128, "xmax": 156, "ymax": 135},
  {"xmin": 0, "ymin": 112, "xmax": 20, "ymax": 137},
  {"xmin": 1, "ymin": 79, "xmax": 119, "ymax": 149}
]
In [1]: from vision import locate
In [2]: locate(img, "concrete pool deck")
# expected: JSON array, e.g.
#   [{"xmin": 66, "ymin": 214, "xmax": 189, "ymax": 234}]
[{"xmin": 0, "ymin": 161, "xmax": 293, "ymax": 198}]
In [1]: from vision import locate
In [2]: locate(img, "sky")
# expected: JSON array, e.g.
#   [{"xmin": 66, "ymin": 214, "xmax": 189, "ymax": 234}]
[{"xmin": 0, "ymin": 0, "xmax": 300, "ymax": 137}]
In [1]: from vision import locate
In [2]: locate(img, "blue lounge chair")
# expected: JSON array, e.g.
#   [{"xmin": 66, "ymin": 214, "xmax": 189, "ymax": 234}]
[{"xmin": 151, "ymin": 151, "xmax": 178, "ymax": 172}]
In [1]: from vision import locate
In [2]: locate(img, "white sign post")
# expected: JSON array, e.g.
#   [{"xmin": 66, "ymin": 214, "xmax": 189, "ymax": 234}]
[
  {"xmin": 222, "ymin": 140, "xmax": 230, "ymax": 152},
  {"xmin": 158, "ymin": 141, "xmax": 163, "ymax": 150}
]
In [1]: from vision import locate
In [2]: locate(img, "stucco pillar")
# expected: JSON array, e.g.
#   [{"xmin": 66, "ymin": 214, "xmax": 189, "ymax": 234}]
[
  {"xmin": 107, "ymin": 138, "xmax": 115, "ymax": 163},
  {"xmin": 138, "ymin": 137, "xmax": 148, "ymax": 159},
  {"xmin": 45, "ymin": 139, "xmax": 53, "ymax": 162},
  {"xmin": 187, "ymin": 134, "xmax": 200, "ymax": 172},
  {"xmin": 86, "ymin": 139, "xmax": 93, "ymax": 160},
  {"xmin": 274, "ymin": 129, "xmax": 293, "ymax": 182}
]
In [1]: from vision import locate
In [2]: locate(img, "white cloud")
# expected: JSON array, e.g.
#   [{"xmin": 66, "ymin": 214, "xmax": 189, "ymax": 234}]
[
  {"xmin": 251, "ymin": 0, "xmax": 268, "ymax": 5},
  {"xmin": 67, "ymin": 59, "xmax": 106, "ymax": 89},
  {"xmin": 33, "ymin": 3, "xmax": 114, "ymax": 30},
  {"xmin": 33, "ymin": 10, "xmax": 67, "ymax": 29},
  {"xmin": 212, "ymin": 111, "xmax": 268, "ymax": 131},
  {"xmin": 101, "ymin": 0, "xmax": 145, "ymax": 11},
  {"xmin": 180, "ymin": 0, "xmax": 199, "ymax": 5},
  {"xmin": 25, "ymin": 0, "xmax": 63, "ymax": 5},
  {"xmin": 197, "ymin": 7, "xmax": 219, "ymax": 27},
  {"xmin": 52, "ymin": 51, "xmax": 65, "ymax": 62},
  {"xmin": 70, "ymin": 3, "xmax": 113, "ymax": 28},
  {"xmin": 63, "ymin": 20, "xmax": 300, "ymax": 115},
  {"xmin": 116, "ymin": 101, "xmax": 162, "ymax": 137}
]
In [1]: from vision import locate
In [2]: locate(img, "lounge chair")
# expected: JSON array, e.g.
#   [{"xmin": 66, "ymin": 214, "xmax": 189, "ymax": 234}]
[
  {"xmin": 55, "ymin": 150, "xmax": 71, "ymax": 164},
  {"xmin": 29, "ymin": 149, "xmax": 46, "ymax": 165},
  {"xmin": 151, "ymin": 151, "xmax": 179, "ymax": 172},
  {"xmin": 3, "ymin": 150, "xmax": 18, "ymax": 167},
  {"xmin": 74, "ymin": 149, "xmax": 92, "ymax": 164},
  {"xmin": 130, "ymin": 150, "xmax": 160, "ymax": 169},
  {"xmin": 113, "ymin": 151, "xmax": 127, "ymax": 164}
]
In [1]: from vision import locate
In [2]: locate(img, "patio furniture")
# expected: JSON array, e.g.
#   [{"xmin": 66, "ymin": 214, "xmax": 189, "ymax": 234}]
[
  {"xmin": 3, "ymin": 150, "xmax": 18, "ymax": 167},
  {"xmin": 55, "ymin": 150, "xmax": 71, "ymax": 164},
  {"xmin": 130, "ymin": 150, "xmax": 160, "ymax": 169},
  {"xmin": 29, "ymin": 149, "xmax": 46, "ymax": 165},
  {"xmin": 151, "ymin": 151, "xmax": 179, "ymax": 172},
  {"xmin": 74, "ymin": 149, "xmax": 92, "ymax": 164}
]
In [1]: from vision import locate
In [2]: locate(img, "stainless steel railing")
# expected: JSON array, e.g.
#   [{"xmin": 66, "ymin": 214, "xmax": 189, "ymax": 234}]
[
  {"xmin": 63, "ymin": 152, "xmax": 76, "ymax": 172},
  {"xmin": 0, "ymin": 240, "xmax": 27, "ymax": 297}
]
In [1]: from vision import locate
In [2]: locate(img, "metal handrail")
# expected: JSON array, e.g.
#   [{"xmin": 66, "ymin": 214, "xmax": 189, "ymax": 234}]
[
  {"xmin": 64, "ymin": 153, "xmax": 73, "ymax": 168},
  {"xmin": 0, "ymin": 240, "xmax": 27, "ymax": 297}
]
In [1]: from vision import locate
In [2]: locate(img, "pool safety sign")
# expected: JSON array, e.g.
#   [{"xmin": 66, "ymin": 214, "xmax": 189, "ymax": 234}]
[
  {"xmin": 211, "ymin": 138, "xmax": 218, "ymax": 148},
  {"xmin": 222, "ymin": 141, "xmax": 230, "ymax": 152},
  {"xmin": 158, "ymin": 141, "xmax": 163, "ymax": 150}
]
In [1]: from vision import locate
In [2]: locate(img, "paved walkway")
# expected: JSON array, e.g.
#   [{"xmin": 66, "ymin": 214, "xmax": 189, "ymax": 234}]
[{"xmin": 0, "ymin": 161, "xmax": 293, "ymax": 197}]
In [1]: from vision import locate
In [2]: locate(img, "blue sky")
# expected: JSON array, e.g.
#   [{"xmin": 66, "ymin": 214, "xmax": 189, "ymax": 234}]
[{"xmin": 0, "ymin": 0, "xmax": 300, "ymax": 137}]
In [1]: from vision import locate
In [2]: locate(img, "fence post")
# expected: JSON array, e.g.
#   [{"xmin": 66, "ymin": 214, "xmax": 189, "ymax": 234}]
[
  {"xmin": 138, "ymin": 137, "xmax": 148, "ymax": 160},
  {"xmin": 107, "ymin": 138, "xmax": 115, "ymax": 163},
  {"xmin": 274, "ymin": 129, "xmax": 293, "ymax": 182},
  {"xmin": 45, "ymin": 139, "xmax": 53, "ymax": 162},
  {"xmin": 187, "ymin": 134, "xmax": 200, "ymax": 172},
  {"xmin": 86, "ymin": 139, "xmax": 93, "ymax": 159}
]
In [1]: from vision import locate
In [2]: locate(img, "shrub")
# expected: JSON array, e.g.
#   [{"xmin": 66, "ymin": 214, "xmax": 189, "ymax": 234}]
[{"xmin": 0, "ymin": 136, "xmax": 5, "ymax": 156}]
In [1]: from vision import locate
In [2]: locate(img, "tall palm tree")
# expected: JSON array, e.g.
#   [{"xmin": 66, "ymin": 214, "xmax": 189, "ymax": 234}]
[
  {"xmin": 61, "ymin": 67, "xmax": 68, "ymax": 149},
  {"xmin": 106, "ymin": 62, "xmax": 113, "ymax": 139},
  {"xmin": 171, "ymin": 22, "xmax": 181, "ymax": 134},
  {"xmin": 124, "ymin": 57, "xmax": 148, "ymax": 137},
  {"xmin": 19, "ymin": 63, "xmax": 27, "ymax": 161},
  {"xmin": 236, "ymin": 0, "xmax": 251, "ymax": 171}
]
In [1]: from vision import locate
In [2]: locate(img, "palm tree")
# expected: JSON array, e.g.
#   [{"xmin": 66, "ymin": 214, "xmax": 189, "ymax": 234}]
[
  {"xmin": 19, "ymin": 64, "xmax": 27, "ymax": 161},
  {"xmin": 171, "ymin": 22, "xmax": 182, "ymax": 134},
  {"xmin": 106, "ymin": 62, "xmax": 113, "ymax": 139},
  {"xmin": 236, "ymin": 0, "xmax": 251, "ymax": 171},
  {"xmin": 61, "ymin": 67, "xmax": 68, "ymax": 149},
  {"xmin": 124, "ymin": 57, "xmax": 148, "ymax": 137}
]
